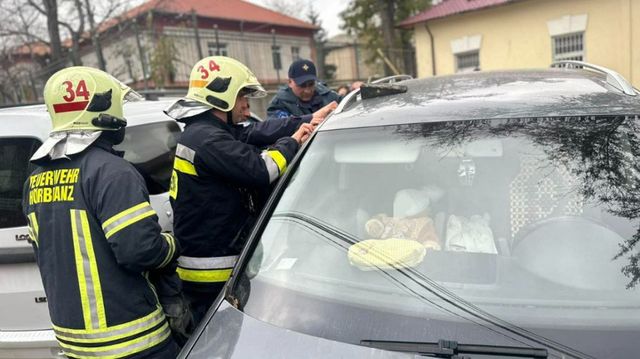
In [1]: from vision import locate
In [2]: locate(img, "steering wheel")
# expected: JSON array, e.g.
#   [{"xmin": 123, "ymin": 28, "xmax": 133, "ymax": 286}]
[{"xmin": 511, "ymin": 216, "xmax": 628, "ymax": 290}]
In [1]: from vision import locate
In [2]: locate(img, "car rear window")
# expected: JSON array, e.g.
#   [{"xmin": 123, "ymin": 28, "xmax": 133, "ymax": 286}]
[
  {"xmin": 0, "ymin": 138, "xmax": 40, "ymax": 229},
  {"xmin": 115, "ymin": 121, "xmax": 180, "ymax": 195}
]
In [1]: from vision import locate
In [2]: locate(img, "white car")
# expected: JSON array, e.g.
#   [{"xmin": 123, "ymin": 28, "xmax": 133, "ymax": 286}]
[{"xmin": 0, "ymin": 100, "xmax": 181, "ymax": 358}]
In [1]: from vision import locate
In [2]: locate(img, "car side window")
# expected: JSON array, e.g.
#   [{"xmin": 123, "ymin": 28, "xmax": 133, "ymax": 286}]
[
  {"xmin": 115, "ymin": 121, "xmax": 180, "ymax": 195},
  {"xmin": 0, "ymin": 138, "xmax": 40, "ymax": 229}
]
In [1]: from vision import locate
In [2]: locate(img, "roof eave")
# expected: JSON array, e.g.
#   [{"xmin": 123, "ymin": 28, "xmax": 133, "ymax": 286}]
[{"xmin": 399, "ymin": 0, "xmax": 524, "ymax": 28}]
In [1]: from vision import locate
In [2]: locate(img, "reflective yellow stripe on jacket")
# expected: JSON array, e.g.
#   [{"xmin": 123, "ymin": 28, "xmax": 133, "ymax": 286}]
[
  {"xmin": 27, "ymin": 212, "xmax": 39, "ymax": 247},
  {"xmin": 171, "ymin": 144, "xmax": 198, "ymax": 200},
  {"xmin": 156, "ymin": 233, "xmax": 177, "ymax": 269},
  {"xmin": 101, "ymin": 202, "xmax": 156, "ymax": 239},
  {"xmin": 53, "ymin": 307, "xmax": 170, "ymax": 359},
  {"xmin": 71, "ymin": 209, "xmax": 106, "ymax": 330},
  {"xmin": 173, "ymin": 144, "xmax": 198, "ymax": 176},
  {"xmin": 261, "ymin": 149, "xmax": 288, "ymax": 183},
  {"xmin": 177, "ymin": 255, "xmax": 238, "ymax": 283}
]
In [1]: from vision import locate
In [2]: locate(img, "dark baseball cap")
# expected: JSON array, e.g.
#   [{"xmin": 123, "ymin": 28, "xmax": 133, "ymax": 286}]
[{"xmin": 288, "ymin": 59, "xmax": 317, "ymax": 85}]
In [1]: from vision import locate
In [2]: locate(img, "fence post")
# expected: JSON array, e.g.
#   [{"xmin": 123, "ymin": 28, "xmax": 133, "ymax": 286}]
[
  {"xmin": 214, "ymin": 24, "xmax": 220, "ymax": 55},
  {"xmin": 191, "ymin": 10, "xmax": 203, "ymax": 59},
  {"xmin": 133, "ymin": 18, "xmax": 149, "ymax": 91},
  {"xmin": 271, "ymin": 28, "xmax": 281, "ymax": 84},
  {"xmin": 353, "ymin": 41, "xmax": 361, "ymax": 80},
  {"xmin": 28, "ymin": 72, "xmax": 38, "ymax": 102}
]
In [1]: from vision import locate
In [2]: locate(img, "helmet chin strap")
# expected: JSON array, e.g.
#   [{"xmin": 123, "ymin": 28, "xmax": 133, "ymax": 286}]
[
  {"xmin": 99, "ymin": 127, "xmax": 126, "ymax": 146},
  {"xmin": 226, "ymin": 111, "xmax": 233, "ymax": 126}
]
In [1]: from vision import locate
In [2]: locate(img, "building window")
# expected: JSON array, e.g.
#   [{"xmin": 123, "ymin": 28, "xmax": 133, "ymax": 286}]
[
  {"xmin": 207, "ymin": 42, "xmax": 227, "ymax": 56},
  {"xmin": 291, "ymin": 46, "xmax": 300, "ymax": 61},
  {"xmin": 123, "ymin": 56, "xmax": 134, "ymax": 83},
  {"xmin": 455, "ymin": 51, "xmax": 479, "ymax": 73},
  {"xmin": 552, "ymin": 32, "xmax": 584, "ymax": 61},
  {"xmin": 272, "ymin": 45, "xmax": 282, "ymax": 70}
]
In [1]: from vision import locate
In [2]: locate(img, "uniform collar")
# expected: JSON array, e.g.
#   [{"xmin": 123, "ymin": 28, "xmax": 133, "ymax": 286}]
[
  {"xmin": 185, "ymin": 111, "xmax": 234, "ymax": 133},
  {"xmin": 92, "ymin": 138, "xmax": 125, "ymax": 157},
  {"xmin": 30, "ymin": 131, "xmax": 102, "ymax": 162}
]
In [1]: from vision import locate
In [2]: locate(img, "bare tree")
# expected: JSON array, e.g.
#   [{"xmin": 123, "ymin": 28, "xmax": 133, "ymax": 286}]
[
  {"xmin": 24, "ymin": 0, "xmax": 66, "ymax": 67},
  {"xmin": 262, "ymin": 0, "xmax": 305, "ymax": 19},
  {"xmin": 83, "ymin": 0, "xmax": 126, "ymax": 70},
  {"xmin": 24, "ymin": 0, "xmax": 126, "ymax": 67}
]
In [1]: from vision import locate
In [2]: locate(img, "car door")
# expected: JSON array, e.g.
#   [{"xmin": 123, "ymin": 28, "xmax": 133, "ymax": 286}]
[{"xmin": 0, "ymin": 136, "xmax": 57, "ymax": 350}]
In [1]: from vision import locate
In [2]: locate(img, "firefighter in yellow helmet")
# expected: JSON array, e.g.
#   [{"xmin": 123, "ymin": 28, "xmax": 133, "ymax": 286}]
[
  {"xmin": 164, "ymin": 56, "xmax": 323, "ymax": 325},
  {"xmin": 22, "ymin": 66, "xmax": 183, "ymax": 358}
]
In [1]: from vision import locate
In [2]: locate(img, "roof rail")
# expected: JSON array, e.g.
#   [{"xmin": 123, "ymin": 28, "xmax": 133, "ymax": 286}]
[
  {"xmin": 370, "ymin": 74, "xmax": 413, "ymax": 84},
  {"xmin": 551, "ymin": 60, "xmax": 637, "ymax": 96},
  {"xmin": 334, "ymin": 74, "xmax": 413, "ymax": 114}
]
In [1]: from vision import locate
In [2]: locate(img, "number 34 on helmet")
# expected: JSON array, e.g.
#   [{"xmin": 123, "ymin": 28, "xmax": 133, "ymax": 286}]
[
  {"xmin": 165, "ymin": 56, "xmax": 267, "ymax": 120},
  {"xmin": 43, "ymin": 66, "xmax": 142, "ymax": 133}
]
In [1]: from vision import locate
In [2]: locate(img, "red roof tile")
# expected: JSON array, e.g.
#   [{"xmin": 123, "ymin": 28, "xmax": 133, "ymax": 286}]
[
  {"xmin": 120, "ymin": 0, "xmax": 317, "ymax": 30},
  {"xmin": 399, "ymin": 0, "xmax": 516, "ymax": 27},
  {"xmin": 12, "ymin": 42, "xmax": 50, "ymax": 57}
]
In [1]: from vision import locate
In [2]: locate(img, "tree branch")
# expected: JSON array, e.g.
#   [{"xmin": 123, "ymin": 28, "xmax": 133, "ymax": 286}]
[{"xmin": 26, "ymin": 0, "xmax": 47, "ymax": 15}]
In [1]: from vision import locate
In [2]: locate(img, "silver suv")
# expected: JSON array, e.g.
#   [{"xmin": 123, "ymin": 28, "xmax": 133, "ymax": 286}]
[
  {"xmin": 0, "ymin": 100, "xmax": 180, "ymax": 358},
  {"xmin": 182, "ymin": 62, "xmax": 640, "ymax": 359}
]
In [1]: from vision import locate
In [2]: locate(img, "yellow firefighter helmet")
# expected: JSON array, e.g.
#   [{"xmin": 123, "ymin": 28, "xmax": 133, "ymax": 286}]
[
  {"xmin": 43, "ymin": 66, "xmax": 142, "ymax": 132},
  {"xmin": 185, "ymin": 56, "xmax": 266, "ymax": 112}
]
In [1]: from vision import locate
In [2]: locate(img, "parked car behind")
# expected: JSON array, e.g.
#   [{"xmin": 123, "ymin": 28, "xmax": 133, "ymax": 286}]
[
  {"xmin": 0, "ymin": 100, "xmax": 180, "ymax": 358},
  {"xmin": 181, "ymin": 62, "xmax": 640, "ymax": 359}
]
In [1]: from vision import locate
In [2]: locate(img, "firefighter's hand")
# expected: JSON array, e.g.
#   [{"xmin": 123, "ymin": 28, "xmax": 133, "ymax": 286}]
[
  {"xmin": 310, "ymin": 101, "xmax": 338, "ymax": 126},
  {"xmin": 292, "ymin": 123, "xmax": 314, "ymax": 145}
]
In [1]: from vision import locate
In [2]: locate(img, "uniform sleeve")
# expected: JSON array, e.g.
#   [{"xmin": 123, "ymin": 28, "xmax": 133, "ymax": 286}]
[
  {"xmin": 328, "ymin": 90, "xmax": 341, "ymax": 104},
  {"xmin": 198, "ymin": 134, "xmax": 299, "ymax": 187},
  {"xmin": 91, "ymin": 162, "xmax": 180, "ymax": 273},
  {"xmin": 266, "ymin": 98, "xmax": 292, "ymax": 121},
  {"xmin": 236, "ymin": 116, "xmax": 304, "ymax": 147}
]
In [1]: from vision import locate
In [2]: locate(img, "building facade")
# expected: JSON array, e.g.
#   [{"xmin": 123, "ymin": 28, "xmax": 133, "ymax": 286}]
[
  {"xmin": 79, "ymin": 0, "xmax": 318, "ymax": 90},
  {"xmin": 324, "ymin": 34, "xmax": 383, "ymax": 86},
  {"xmin": 1, "ymin": 0, "xmax": 318, "ymax": 106},
  {"xmin": 401, "ymin": 0, "xmax": 640, "ymax": 86}
]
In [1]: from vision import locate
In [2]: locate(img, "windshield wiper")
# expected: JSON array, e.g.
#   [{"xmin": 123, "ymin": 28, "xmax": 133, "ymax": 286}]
[
  {"xmin": 274, "ymin": 211, "xmax": 589, "ymax": 358},
  {"xmin": 361, "ymin": 339, "xmax": 548, "ymax": 358}
]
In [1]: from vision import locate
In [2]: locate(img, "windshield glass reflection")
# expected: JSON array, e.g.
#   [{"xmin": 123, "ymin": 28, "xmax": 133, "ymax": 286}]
[{"xmin": 233, "ymin": 116, "xmax": 640, "ymax": 359}]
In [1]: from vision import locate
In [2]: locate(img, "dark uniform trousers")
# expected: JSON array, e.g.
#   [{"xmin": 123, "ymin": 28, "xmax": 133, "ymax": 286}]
[
  {"xmin": 22, "ymin": 140, "xmax": 181, "ymax": 358},
  {"xmin": 170, "ymin": 112, "xmax": 301, "ymax": 325}
]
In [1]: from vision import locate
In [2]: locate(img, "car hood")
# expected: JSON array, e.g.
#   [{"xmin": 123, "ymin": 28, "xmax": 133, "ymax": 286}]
[{"xmin": 181, "ymin": 300, "xmax": 413, "ymax": 358}]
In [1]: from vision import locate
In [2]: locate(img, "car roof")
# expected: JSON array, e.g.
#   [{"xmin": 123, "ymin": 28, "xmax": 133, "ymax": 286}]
[
  {"xmin": 321, "ymin": 68, "xmax": 640, "ymax": 131},
  {"xmin": 0, "ymin": 99, "xmax": 177, "ymax": 139}
]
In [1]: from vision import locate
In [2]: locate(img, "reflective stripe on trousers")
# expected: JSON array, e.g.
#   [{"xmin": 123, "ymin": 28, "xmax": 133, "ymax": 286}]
[{"xmin": 177, "ymin": 255, "xmax": 239, "ymax": 283}]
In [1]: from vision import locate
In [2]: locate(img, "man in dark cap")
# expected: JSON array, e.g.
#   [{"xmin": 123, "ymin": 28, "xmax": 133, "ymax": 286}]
[{"xmin": 267, "ymin": 58, "xmax": 339, "ymax": 122}]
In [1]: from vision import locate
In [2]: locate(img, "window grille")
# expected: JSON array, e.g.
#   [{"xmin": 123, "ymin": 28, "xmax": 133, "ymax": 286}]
[
  {"xmin": 552, "ymin": 32, "xmax": 584, "ymax": 62},
  {"xmin": 207, "ymin": 42, "xmax": 227, "ymax": 56},
  {"xmin": 291, "ymin": 46, "xmax": 300, "ymax": 61},
  {"xmin": 455, "ymin": 51, "xmax": 480, "ymax": 72}
]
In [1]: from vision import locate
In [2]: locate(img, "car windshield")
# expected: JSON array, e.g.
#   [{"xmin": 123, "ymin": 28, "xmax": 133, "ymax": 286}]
[{"xmin": 233, "ymin": 116, "xmax": 640, "ymax": 359}]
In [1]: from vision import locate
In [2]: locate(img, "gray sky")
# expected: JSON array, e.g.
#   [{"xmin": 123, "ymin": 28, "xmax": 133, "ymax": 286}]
[{"xmin": 246, "ymin": 0, "xmax": 349, "ymax": 38}]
